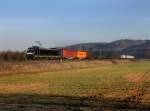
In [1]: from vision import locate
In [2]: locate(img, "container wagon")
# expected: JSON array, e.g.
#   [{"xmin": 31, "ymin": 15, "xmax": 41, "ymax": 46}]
[{"xmin": 62, "ymin": 49, "xmax": 88, "ymax": 59}]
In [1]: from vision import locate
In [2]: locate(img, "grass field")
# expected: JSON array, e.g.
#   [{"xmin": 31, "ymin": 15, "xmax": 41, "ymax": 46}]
[{"xmin": 0, "ymin": 60, "xmax": 150, "ymax": 111}]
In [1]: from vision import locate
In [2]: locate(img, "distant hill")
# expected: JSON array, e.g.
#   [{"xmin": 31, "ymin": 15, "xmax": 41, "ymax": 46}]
[
  {"xmin": 124, "ymin": 40, "xmax": 150, "ymax": 50},
  {"xmin": 66, "ymin": 39, "xmax": 150, "ymax": 58},
  {"xmin": 107, "ymin": 39, "xmax": 146, "ymax": 51}
]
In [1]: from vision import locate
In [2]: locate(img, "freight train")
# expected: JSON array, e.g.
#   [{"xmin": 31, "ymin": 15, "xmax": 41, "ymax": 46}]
[{"xmin": 26, "ymin": 46, "xmax": 88, "ymax": 60}]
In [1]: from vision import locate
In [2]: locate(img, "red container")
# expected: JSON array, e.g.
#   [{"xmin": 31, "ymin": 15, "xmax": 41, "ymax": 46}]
[{"xmin": 62, "ymin": 49, "xmax": 77, "ymax": 59}]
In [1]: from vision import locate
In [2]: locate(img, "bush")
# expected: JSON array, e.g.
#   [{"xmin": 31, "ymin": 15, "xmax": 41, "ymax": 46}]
[{"xmin": 0, "ymin": 51, "xmax": 26, "ymax": 61}]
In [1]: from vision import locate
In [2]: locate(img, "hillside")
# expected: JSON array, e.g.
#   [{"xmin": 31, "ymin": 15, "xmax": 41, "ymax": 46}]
[{"xmin": 66, "ymin": 39, "xmax": 150, "ymax": 58}]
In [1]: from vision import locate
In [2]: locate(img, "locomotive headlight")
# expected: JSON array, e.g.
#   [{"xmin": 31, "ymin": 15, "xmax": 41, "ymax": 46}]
[{"xmin": 26, "ymin": 52, "xmax": 34, "ymax": 55}]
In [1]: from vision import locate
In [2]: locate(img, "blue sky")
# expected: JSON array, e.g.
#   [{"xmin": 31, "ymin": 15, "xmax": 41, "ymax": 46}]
[{"xmin": 0, "ymin": 0, "xmax": 150, "ymax": 50}]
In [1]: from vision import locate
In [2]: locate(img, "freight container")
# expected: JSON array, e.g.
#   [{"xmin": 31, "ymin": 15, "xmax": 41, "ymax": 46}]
[
  {"xmin": 62, "ymin": 49, "xmax": 77, "ymax": 59},
  {"xmin": 77, "ymin": 51, "xmax": 88, "ymax": 59}
]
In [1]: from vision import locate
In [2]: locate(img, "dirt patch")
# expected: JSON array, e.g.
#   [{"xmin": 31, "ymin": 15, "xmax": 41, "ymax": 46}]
[
  {"xmin": 124, "ymin": 73, "xmax": 149, "ymax": 83},
  {"xmin": 0, "ymin": 83, "xmax": 49, "ymax": 94},
  {"xmin": 141, "ymin": 92, "xmax": 150, "ymax": 103}
]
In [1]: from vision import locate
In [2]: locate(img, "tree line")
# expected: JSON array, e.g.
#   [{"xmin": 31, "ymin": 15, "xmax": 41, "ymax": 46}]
[{"xmin": 0, "ymin": 51, "xmax": 26, "ymax": 61}]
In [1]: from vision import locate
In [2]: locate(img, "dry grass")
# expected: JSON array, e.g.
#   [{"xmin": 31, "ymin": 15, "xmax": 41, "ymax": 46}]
[
  {"xmin": 0, "ymin": 83, "xmax": 49, "ymax": 94},
  {"xmin": 124, "ymin": 73, "xmax": 150, "ymax": 83},
  {"xmin": 0, "ymin": 59, "xmax": 132, "ymax": 75}
]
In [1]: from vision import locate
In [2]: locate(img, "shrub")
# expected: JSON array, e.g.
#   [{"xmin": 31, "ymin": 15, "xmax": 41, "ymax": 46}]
[{"xmin": 0, "ymin": 51, "xmax": 26, "ymax": 61}]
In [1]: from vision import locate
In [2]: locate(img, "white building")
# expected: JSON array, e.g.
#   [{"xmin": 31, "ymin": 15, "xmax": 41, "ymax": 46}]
[{"xmin": 120, "ymin": 55, "xmax": 135, "ymax": 59}]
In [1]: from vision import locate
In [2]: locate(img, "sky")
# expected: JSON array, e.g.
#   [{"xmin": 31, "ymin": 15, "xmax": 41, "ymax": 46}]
[{"xmin": 0, "ymin": 0, "xmax": 150, "ymax": 51}]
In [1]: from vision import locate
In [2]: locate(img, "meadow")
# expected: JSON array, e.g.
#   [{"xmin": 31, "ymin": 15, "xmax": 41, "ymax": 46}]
[{"xmin": 0, "ymin": 60, "xmax": 149, "ymax": 111}]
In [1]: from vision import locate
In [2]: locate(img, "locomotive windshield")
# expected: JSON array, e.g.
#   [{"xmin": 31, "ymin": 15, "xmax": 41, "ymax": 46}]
[{"xmin": 27, "ymin": 48, "xmax": 35, "ymax": 53}]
